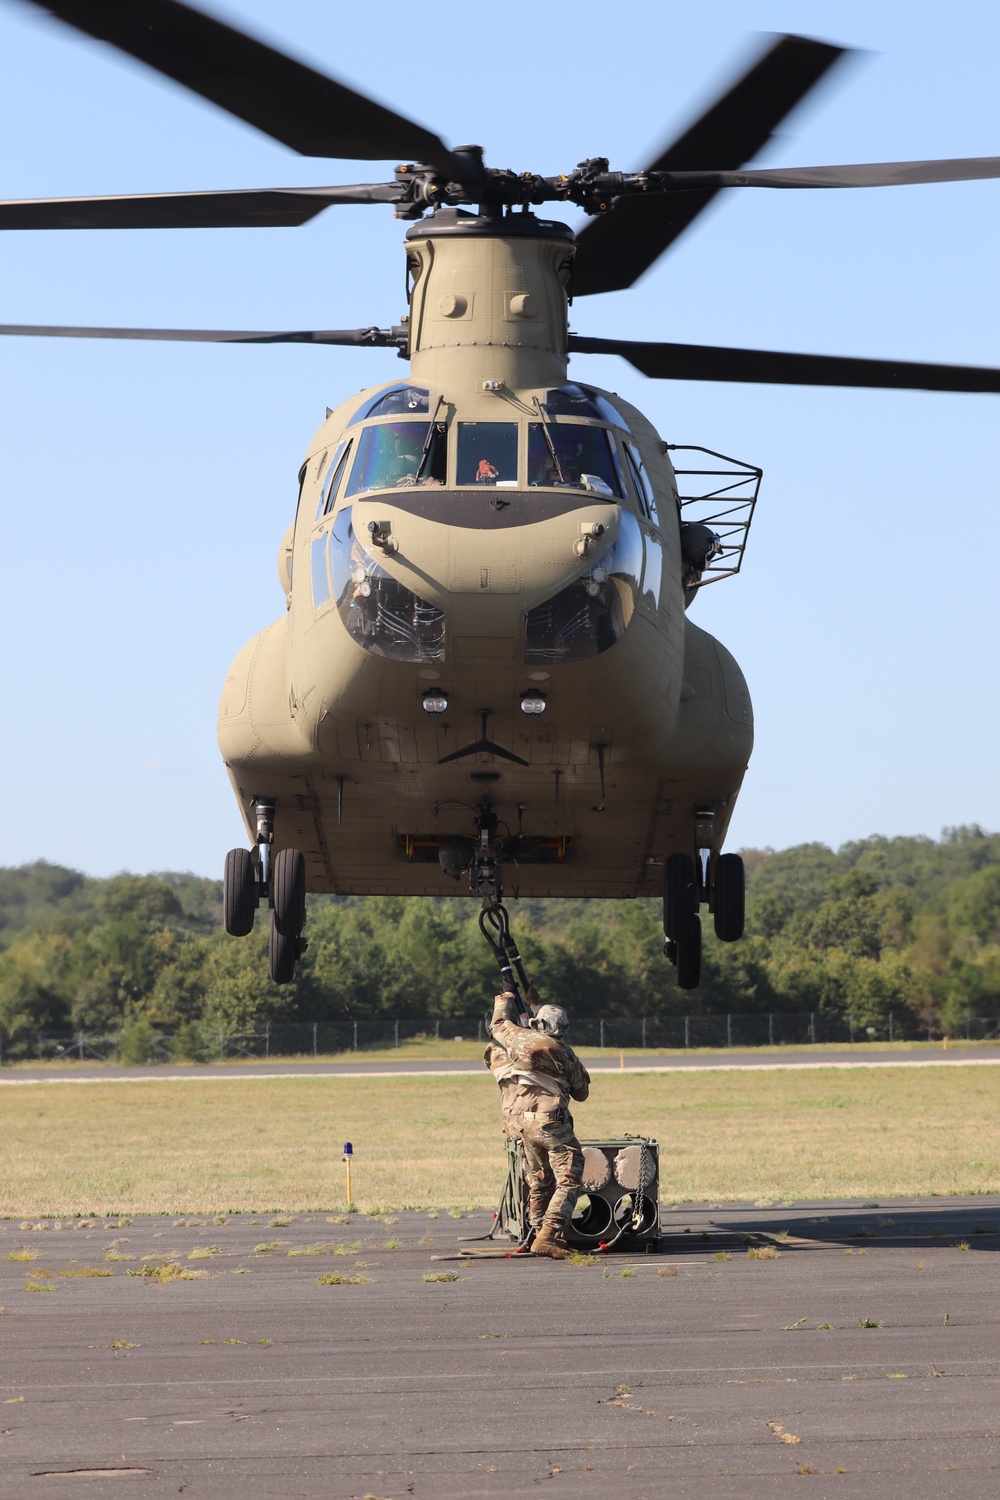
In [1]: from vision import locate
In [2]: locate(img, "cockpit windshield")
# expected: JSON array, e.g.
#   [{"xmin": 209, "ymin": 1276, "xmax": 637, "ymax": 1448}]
[
  {"xmin": 527, "ymin": 423, "xmax": 625, "ymax": 498},
  {"xmin": 345, "ymin": 420, "xmax": 446, "ymax": 496}
]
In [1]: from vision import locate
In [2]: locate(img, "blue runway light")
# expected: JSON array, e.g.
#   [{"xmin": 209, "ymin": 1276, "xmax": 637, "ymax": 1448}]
[{"xmin": 343, "ymin": 1142, "xmax": 353, "ymax": 1155}]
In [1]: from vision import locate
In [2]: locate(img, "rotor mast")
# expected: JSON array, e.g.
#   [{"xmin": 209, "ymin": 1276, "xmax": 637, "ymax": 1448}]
[{"xmin": 404, "ymin": 205, "xmax": 575, "ymax": 394}]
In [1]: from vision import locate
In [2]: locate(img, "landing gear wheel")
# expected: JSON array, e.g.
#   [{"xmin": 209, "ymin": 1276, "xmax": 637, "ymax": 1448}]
[
  {"xmin": 675, "ymin": 913, "xmax": 702, "ymax": 990},
  {"xmin": 664, "ymin": 853, "xmax": 698, "ymax": 941},
  {"xmin": 268, "ymin": 914, "xmax": 297, "ymax": 985},
  {"xmin": 272, "ymin": 848, "xmax": 306, "ymax": 937},
  {"xmin": 713, "ymin": 853, "xmax": 745, "ymax": 942},
  {"xmin": 269, "ymin": 848, "xmax": 306, "ymax": 984},
  {"xmin": 223, "ymin": 848, "xmax": 257, "ymax": 937}
]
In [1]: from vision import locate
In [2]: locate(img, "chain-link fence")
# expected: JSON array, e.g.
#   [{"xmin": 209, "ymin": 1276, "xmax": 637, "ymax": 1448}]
[{"xmin": 7, "ymin": 1011, "xmax": 1000, "ymax": 1065}]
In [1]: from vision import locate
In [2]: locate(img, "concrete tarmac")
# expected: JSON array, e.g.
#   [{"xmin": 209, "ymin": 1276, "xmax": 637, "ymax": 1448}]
[
  {"xmin": 3, "ymin": 1198, "xmax": 1000, "ymax": 1499},
  {"xmin": 3, "ymin": 1046, "xmax": 997, "ymax": 1084}
]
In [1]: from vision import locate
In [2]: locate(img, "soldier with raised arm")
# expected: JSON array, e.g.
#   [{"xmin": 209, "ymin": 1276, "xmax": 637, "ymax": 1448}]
[{"xmin": 485, "ymin": 990, "xmax": 590, "ymax": 1259}]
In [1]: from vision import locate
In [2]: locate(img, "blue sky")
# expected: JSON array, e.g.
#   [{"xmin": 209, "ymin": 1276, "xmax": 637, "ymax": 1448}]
[{"xmin": 0, "ymin": 0, "xmax": 997, "ymax": 878}]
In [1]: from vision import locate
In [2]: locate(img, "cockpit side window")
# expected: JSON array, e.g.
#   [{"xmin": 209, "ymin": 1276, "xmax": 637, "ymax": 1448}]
[
  {"xmin": 455, "ymin": 423, "xmax": 519, "ymax": 486},
  {"xmin": 527, "ymin": 424, "xmax": 624, "ymax": 498},
  {"xmin": 347, "ymin": 384, "xmax": 429, "ymax": 426},
  {"xmin": 345, "ymin": 421, "xmax": 445, "ymax": 496},
  {"xmin": 623, "ymin": 442, "xmax": 658, "ymax": 526},
  {"xmin": 315, "ymin": 438, "xmax": 353, "ymax": 520}
]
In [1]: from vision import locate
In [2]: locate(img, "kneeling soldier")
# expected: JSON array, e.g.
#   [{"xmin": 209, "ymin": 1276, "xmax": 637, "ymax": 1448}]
[{"xmin": 486, "ymin": 991, "xmax": 590, "ymax": 1259}]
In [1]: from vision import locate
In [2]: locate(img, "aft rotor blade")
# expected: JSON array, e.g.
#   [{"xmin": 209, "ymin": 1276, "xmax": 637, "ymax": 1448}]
[
  {"xmin": 659, "ymin": 157, "xmax": 1000, "ymax": 189},
  {"xmin": 569, "ymin": 335, "xmax": 1000, "ymax": 393},
  {"xmin": 573, "ymin": 34, "xmax": 846, "ymax": 297},
  {"xmin": 28, "ymin": 0, "xmax": 472, "ymax": 178},
  {"xmin": 0, "ymin": 183, "xmax": 401, "ymax": 231},
  {"xmin": 0, "ymin": 323, "xmax": 407, "ymax": 346}
]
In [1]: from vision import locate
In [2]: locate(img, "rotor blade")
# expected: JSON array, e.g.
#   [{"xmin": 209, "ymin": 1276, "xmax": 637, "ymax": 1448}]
[
  {"xmin": 659, "ymin": 157, "xmax": 1000, "ymax": 189},
  {"xmin": 569, "ymin": 335, "xmax": 1000, "ymax": 393},
  {"xmin": 0, "ymin": 184, "xmax": 401, "ymax": 231},
  {"xmin": 27, "ymin": 0, "xmax": 472, "ymax": 177},
  {"xmin": 572, "ymin": 34, "xmax": 847, "ymax": 297},
  {"xmin": 0, "ymin": 323, "xmax": 407, "ymax": 346}
]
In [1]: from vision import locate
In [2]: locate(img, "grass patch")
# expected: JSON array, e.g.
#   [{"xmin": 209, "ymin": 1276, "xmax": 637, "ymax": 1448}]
[
  {"xmin": 747, "ymin": 1245, "xmax": 780, "ymax": 1261},
  {"xmin": 57, "ymin": 1267, "xmax": 111, "ymax": 1278},
  {"xmin": 126, "ymin": 1262, "xmax": 206, "ymax": 1283},
  {"xmin": 6, "ymin": 1066, "xmax": 1000, "ymax": 1214},
  {"xmin": 424, "ymin": 1271, "xmax": 462, "ymax": 1283},
  {"xmin": 23, "ymin": 1281, "xmax": 55, "ymax": 1292},
  {"xmin": 316, "ymin": 1272, "xmax": 370, "ymax": 1286},
  {"xmin": 6, "ymin": 1250, "xmax": 37, "ymax": 1262}
]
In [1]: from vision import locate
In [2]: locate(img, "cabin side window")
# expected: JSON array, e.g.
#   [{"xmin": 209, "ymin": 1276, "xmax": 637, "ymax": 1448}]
[
  {"xmin": 345, "ymin": 420, "xmax": 446, "ymax": 496},
  {"xmin": 527, "ymin": 423, "xmax": 624, "ymax": 498}
]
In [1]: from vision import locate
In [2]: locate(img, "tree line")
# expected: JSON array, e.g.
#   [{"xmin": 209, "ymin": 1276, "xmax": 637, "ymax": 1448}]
[{"xmin": 0, "ymin": 825, "xmax": 997, "ymax": 1057}]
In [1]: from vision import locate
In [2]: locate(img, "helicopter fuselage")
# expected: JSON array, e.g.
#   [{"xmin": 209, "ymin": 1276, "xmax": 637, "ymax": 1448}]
[{"xmin": 218, "ymin": 211, "xmax": 753, "ymax": 897}]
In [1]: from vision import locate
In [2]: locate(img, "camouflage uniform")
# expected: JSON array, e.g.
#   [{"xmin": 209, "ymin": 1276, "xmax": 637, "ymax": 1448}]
[{"xmin": 485, "ymin": 997, "xmax": 590, "ymax": 1231}]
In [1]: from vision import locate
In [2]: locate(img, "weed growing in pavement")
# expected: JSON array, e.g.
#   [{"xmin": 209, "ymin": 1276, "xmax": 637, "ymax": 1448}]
[
  {"xmin": 748, "ymin": 1246, "xmax": 780, "ymax": 1261},
  {"xmin": 188, "ymin": 1246, "xmax": 222, "ymax": 1260},
  {"xmin": 268, "ymin": 1217, "xmax": 295, "ymax": 1228},
  {"xmin": 23, "ymin": 1281, "xmax": 55, "ymax": 1292},
  {"xmin": 657, "ymin": 1266, "xmax": 679, "ymax": 1277},
  {"xmin": 714, "ymin": 1252, "xmax": 732, "ymax": 1262},
  {"xmin": 106, "ymin": 1339, "xmax": 138, "ymax": 1349},
  {"xmin": 781, "ymin": 1317, "xmax": 808, "ymax": 1330},
  {"xmin": 858, "ymin": 1318, "xmax": 883, "ymax": 1329},
  {"xmin": 423, "ymin": 1272, "xmax": 461, "ymax": 1283},
  {"xmin": 6, "ymin": 1250, "xmax": 37, "ymax": 1262},
  {"xmin": 57, "ymin": 1267, "xmax": 111, "ymax": 1277},
  {"xmin": 253, "ymin": 1243, "xmax": 280, "ymax": 1253},
  {"xmin": 317, "ymin": 1272, "xmax": 371, "ymax": 1285},
  {"xmin": 954, "ymin": 1241, "xmax": 971, "ymax": 1251}
]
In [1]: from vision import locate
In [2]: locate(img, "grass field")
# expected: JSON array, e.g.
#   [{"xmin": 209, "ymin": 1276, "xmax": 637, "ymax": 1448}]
[{"xmin": 3, "ymin": 1065, "xmax": 1000, "ymax": 1217}]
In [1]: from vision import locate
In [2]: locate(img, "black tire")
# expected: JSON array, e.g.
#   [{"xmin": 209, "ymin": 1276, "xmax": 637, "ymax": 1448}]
[
  {"xmin": 272, "ymin": 847, "xmax": 306, "ymax": 938},
  {"xmin": 714, "ymin": 853, "xmax": 745, "ymax": 942},
  {"xmin": 223, "ymin": 847, "xmax": 257, "ymax": 937},
  {"xmin": 675, "ymin": 914, "xmax": 702, "ymax": 990},
  {"xmin": 664, "ymin": 852, "xmax": 698, "ymax": 941},
  {"xmin": 268, "ymin": 911, "xmax": 297, "ymax": 985}
]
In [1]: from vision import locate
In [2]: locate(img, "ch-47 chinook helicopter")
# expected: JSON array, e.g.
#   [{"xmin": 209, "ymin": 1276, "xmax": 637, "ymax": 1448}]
[{"xmin": 4, "ymin": 2, "xmax": 1000, "ymax": 994}]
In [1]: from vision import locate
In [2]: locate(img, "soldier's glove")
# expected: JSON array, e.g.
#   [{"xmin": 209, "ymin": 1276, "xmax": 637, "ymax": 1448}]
[{"xmin": 492, "ymin": 992, "xmax": 518, "ymax": 1026}]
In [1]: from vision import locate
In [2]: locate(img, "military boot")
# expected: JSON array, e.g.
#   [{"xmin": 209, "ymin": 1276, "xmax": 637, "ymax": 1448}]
[{"xmin": 530, "ymin": 1219, "xmax": 571, "ymax": 1259}]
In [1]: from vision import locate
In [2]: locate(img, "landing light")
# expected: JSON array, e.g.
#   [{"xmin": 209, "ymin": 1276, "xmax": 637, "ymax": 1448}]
[
  {"xmin": 422, "ymin": 691, "xmax": 449, "ymax": 715},
  {"xmin": 520, "ymin": 691, "xmax": 547, "ymax": 716}
]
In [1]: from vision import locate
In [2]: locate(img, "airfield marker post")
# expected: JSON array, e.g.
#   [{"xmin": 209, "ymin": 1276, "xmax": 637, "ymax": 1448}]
[
  {"xmin": 353, "ymin": 1021, "xmax": 358, "ymax": 1052},
  {"xmin": 769, "ymin": 1013, "xmax": 774, "ymax": 1046},
  {"xmin": 342, "ymin": 1142, "xmax": 353, "ymax": 1207},
  {"xmin": 726, "ymin": 1014, "xmax": 732, "ymax": 1047},
  {"xmin": 312, "ymin": 1023, "xmax": 317, "ymax": 1056},
  {"xmin": 394, "ymin": 1020, "xmax": 399, "ymax": 1049},
  {"xmin": 684, "ymin": 1017, "xmax": 690, "ymax": 1049},
  {"xmin": 641, "ymin": 1018, "xmax": 647, "ymax": 1048}
]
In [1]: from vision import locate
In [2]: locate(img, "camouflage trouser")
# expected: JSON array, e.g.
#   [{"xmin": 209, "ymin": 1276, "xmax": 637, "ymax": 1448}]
[{"xmin": 513, "ymin": 1110, "xmax": 584, "ymax": 1227}]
